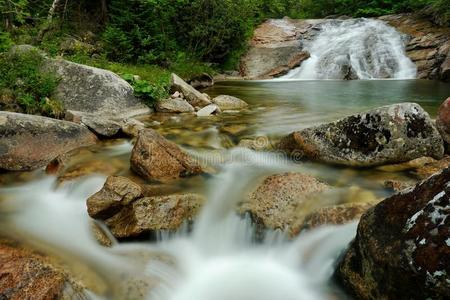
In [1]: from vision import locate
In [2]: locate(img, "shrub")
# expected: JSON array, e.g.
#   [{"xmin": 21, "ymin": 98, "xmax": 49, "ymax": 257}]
[
  {"xmin": 122, "ymin": 73, "xmax": 167, "ymax": 105},
  {"xmin": 0, "ymin": 48, "xmax": 61, "ymax": 117},
  {"xmin": 0, "ymin": 31, "xmax": 13, "ymax": 52}
]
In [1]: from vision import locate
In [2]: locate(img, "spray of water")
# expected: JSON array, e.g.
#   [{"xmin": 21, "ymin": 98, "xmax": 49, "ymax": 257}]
[
  {"xmin": 283, "ymin": 18, "xmax": 417, "ymax": 80},
  {"xmin": 0, "ymin": 149, "xmax": 357, "ymax": 300}
]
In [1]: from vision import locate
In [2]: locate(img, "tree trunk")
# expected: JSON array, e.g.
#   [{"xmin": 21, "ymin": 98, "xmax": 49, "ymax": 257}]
[
  {"xmin": 48, "ymin": 0, "xmax": 63, "ymax": 21},
  {"xmin": 100, "ymin": 0, "xmax": 108, "ymax": 23}
]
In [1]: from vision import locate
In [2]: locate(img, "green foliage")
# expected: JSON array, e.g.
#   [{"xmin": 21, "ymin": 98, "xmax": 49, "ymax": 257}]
[
  {"xmin": 122, "ymin": 73, "xmax": 168, "ymax": 105},
  {"xmin": 0, "ymin": 48, "xmax": 61, "ymax": 117},
  {"xmin": 0, "ymin": 30, "xmax": 12, "ymax": 52}
]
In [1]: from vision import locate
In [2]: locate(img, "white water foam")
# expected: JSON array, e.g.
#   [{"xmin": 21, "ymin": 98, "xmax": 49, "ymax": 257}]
[{"xmin": 283, "ymin": 18, "xmax": 417, "ymax": 80}]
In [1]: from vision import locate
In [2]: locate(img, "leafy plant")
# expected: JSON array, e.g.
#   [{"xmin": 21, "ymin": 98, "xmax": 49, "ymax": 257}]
[
  {"xmin": 0, "ymin": 48, "xmax": 62, "ymax": 117},
  {"xmin": 121, "ymin": 73, "xmax": 167, "ymax": 105},
  {"xmin": 0, "ymin": 30, "xmax": 12, "ymax": 52}
]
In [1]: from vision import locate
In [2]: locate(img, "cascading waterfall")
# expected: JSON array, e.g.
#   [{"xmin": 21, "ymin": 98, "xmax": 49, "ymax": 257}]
[
  {"xmin": 283, "ymin": 18, "xmax": 417, "ymax": 80},
  {"xmin": 0, "ymin": 148, "xmax": 357, "ymax": 300}
]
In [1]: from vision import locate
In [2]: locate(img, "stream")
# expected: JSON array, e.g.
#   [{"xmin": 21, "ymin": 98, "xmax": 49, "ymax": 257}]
[{"xmin": 0, "ymin": 79, "xmax": 449, "ymax": 299}]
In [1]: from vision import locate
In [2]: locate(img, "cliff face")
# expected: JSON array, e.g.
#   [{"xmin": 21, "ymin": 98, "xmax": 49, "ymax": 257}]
[{"xmin": 240, "ymin": 14, "xmax": 450, "ymax": 81}]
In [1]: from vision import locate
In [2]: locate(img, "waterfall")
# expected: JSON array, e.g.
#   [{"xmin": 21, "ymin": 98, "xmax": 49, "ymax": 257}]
[{"xmin": 283, "ymin": 18, "xmax": 417, "ymax": 80}]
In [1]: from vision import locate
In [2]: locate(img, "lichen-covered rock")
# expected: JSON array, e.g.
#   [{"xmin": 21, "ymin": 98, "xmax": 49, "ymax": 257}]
[
  {"xmin": 436, "ymin": 97, "xmax": 450, "ymax": 144},
  {"xmin": 104, "ymin": 193, "xmax": 204, "ymax": 238},
  {"xmin": 155, "ymin": 98, "xmax": 195, "ymax": 113},
  {"xmin": 0, "ymin": 111, "xmax": 97, "ymax": 171},
  {"xmin": 0, "ymin": 238, "xmax": 87, "ymax": 300},
  {"xmin": 87, "ymin": 176, "xmax": 143, "ymax": 219},
  {"xmin": 336, "ymin": 167, "xmax": 450, "ymax": 299},
  {"xmin": 170, "ymin": 74, "xmax": 211, "ymax": 108},
  {"xmin": 279, "ymin": 103, "xmax": 444, "ymax": 167},
  {"xmin": 130, "ymin": 129, "xmax": 203, "ymax": 181},
  {"xmin": 212, "ymin": 95, "xmax": 248, "ymax": 111},
  {"xmin": 240, "ymin": 172, "xmax": 330, "ymax": 233}
]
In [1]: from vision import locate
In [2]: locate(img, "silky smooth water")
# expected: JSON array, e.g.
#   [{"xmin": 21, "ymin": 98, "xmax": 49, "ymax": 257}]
[{"xmin": 0, "ymin": 79, "xmax": 449, "ymax": 300}]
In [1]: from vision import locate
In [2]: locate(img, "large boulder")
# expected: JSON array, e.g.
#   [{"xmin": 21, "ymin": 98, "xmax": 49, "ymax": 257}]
[
  {"xmin": 436, "ymin": 97, "xmax": 450, "ymax": 144},
  {"xmin": 212, "ymin": 95, "xmax": 248, "ymax": 111},
  {"xmin": 130, "ymin": 129, "xmax": 203, "ymax": 181},
  {"xmin": 0, "ymin": 238, "xmax": 86, "ymax": 300},
  {"xmin": 0, "ymin": 112, "xmax": 97, "ymax": 171},
  {"xmin": 240, "ymin": 172, "xmax": 330, "ymax": 235},
  {"xmin": 279, "ymin": 103, "xmax": 444, "ymax": 167},
  {"xmin": 87, "ymin": 176, "xmax": 204, "ymax": 239},
  {"xmin": 240, "ymin": 19, "xmax": 316, "ymax": 79},
  {"xmin": 44, "ymin": 58, "xmax": 151, "ymax": 117},
  {"xmin": 336, "ymin": 167, "xmax": 450, "ymax": 299},
  {"xmin": 170, "ymin": 74, "xmax": 211, "ymax": 108}
]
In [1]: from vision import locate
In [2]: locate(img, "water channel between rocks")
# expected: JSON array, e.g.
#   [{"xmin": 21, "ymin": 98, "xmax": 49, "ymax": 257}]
[{"xmin": 0, "ymin": 79, "xmax": 449, "ymax": 300}]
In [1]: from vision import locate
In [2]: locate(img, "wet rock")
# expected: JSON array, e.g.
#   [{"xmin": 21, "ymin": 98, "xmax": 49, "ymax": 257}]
[
  {"xmin": 384, "ymin": 179, "xmax": 416, "ymax": 192},
  {"xmin": 414, "ymin": 156, "xmax": 450, "ymax": 179},
  {"xmin": 240, "ymin": 172, "xmax": 330, "ymax": 233},
  {"xmin": 436, "ymin": 97, "xmax": 450, "ymax": 144},
  {"xmin": 196, "ymin": 104, "xmax": 221, "ymax": 117},
  {"xmin": 87, "ymin": 176, "xmax": 143, "ymax": 219},
  {"xmin": 240, "ymin": 19, "xmax": 318, "ymax": 79},
  {"xmin": 0, "ymin": 111, "xmax": 97, "ymax": 171},
  {"xmin": 170, "ymin": 73, "xmax": 211, "ymax": 108},
  {"xmin": 121, "ymin": 118, "xmax": 146, "ymax": 138},
  {"xmin": 212, "ymin": 95, "xmax": 248, "ymax": 111},
  {"xmin": 0, "ymin": 238, "xmax": 87, "ymax": 300},
  {"xmin": 279, "ymin": 103, "xmax": 444, "ymax": 167},
  {"xmin": 376, "ymin": 156, "xmax": 437, "ymax": 172},
  {"xmin": 155, "ymin": 98, "xmax": 195, "ymax": 113},
  {"xmin": 105, "ymin": 193, "xmax": 204, "ymax": 238},
  {"xmin": 130, "ymin": 129, "xmax": 203, "ymax": 181},
  {"xmin": 336, "ymin": 167, "xmax": 450, "ymax": 299},
  {"xmin": 187, "ymin": 73, "xmax": 214, "ymax": 89},
  {"xmin": 299, "ymin": 202, "xmax": 376, "ymax": 231}
]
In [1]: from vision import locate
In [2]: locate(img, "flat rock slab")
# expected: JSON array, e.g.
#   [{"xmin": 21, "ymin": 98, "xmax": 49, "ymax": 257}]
[
  {"xmin": 279, "ymin": 103, "xmax": 444, "ymax": 167},
  {"xmin": 336, "ymin": 167, "xmax": 450, "ymax": 299},
  {"xmin": 0, "ymin": 112, "xmax": 97, "ymax": 171}
]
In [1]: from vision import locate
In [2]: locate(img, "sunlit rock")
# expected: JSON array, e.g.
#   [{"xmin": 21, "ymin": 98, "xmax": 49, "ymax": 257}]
[
  {"xmin": 279, "ymin": 103, "xmax": 444, "ymax": 167},
  {"xmin": 155, "ymin": 98, "xmax": 195, "ymax": 113},
  {"xmin": 130, "ymin": 129, "xmax": 203, "ymax": 181},
  {"xmin": 336, "ymin": 167, "xmax": 450, "ymax": 299},
  {"xmin": 212, "ymin": 95, "xmax": 248, "ymax": 111}
]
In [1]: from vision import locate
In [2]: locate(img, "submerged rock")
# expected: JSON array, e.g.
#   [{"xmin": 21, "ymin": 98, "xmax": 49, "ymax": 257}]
[
  {"xmin": 436, "ymin": 97, "xmax": 450, "ymax": 144},
  {"xmin": 170, "ymin": 73, "xmax": 211, "ymax": 108},
  {"xmin": 279, "ymin": 103, "xmax": 444, "ymax": 167},
  {"xmin": 155, "ymin": 98, "xmax": 195, "ymax": 113},
  {"xmin": 336, "ymin": 167, "xmax": 450, "ymax": 299},
  {"xmin": 130, "ymin": 129, "xmax": 203, "ymax": 181},
  {"xmin": 0, "ymin": 112, "xmax": 97, "ymax": 171},
  {"xmin": 212, "ymin": 95, "xmax": 248, "ymax": 111},
  {"xmin": 0, "ymin": 238, "xmax": 87, "ymax": 300},
  {"xmin": 240, "ymin": 172, "xmax": 330, "ymax": 233},
  {"xmin": 87, "ymin": 176, "xmax": 204, "ymax": 239}
]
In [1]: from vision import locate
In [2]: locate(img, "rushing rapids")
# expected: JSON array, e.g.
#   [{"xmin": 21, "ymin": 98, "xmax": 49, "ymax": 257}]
[{"xmin": 282, "ymin": 18, "xmax": 417, "ymax": 80}]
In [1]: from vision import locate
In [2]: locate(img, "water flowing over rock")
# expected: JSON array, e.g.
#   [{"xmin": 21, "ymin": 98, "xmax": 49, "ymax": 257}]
[
  {"xmin": 0, "ymin": 238, "xmax": 87, "ymax": 300},
  {"xmin": 279, "ymin": 103, "xmax": 444, "ymax": 167},
  {"xmin": 87, "ymin": 176, "xmax": 204, "ymax": 239},
  {"xmin": 0, "ymin": 111, "xmax": 97, "ymax": 171},
  {"xmin": 240, "ymin": 172, "xmax": 330, "ymax": 235},
  {"xmin": 130, "ymin": 129, "xmax": 203, "ymax": 181},
  {"xmin": 170, "ymin": 73, "xmax": 211, "ymax": 108},
  {"xmin": 336, "ymin": 167, "xmax": 450, "ymax": 299},
  {"xmin": 212, "ymin": 95, "xmax": 248, "ymax": 111},
  {"xmin": 380, "ymin": 14, "xmax": 450, "ymax": 81},
  {"xmin": 437, "ymin": 97, "xmax": 450, "ymax": 145},
  {"xmin": 283, "ymin": 19, "xmax": 417, "ymax": 80}
]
